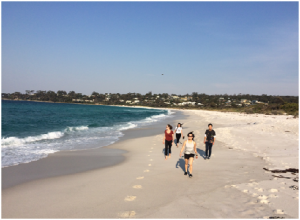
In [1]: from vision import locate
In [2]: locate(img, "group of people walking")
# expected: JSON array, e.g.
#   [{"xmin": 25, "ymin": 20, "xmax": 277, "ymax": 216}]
[{"xmin": 163, "ymin": 123, "xmax": 216, "ymax": 178}]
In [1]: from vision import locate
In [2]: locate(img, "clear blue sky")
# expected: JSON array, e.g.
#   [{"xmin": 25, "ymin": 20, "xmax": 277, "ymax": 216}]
[{"xmin": 2, "ymin": 2, "xmax": 298, "ymax": 96}]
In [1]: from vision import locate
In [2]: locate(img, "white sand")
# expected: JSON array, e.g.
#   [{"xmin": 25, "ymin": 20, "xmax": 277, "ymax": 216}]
[
  {"xmin": 183, "ymin": 110, "xmax": 299, "ymax": 218},
  {"xmin": 2, "ymin": 109, "xmax": 298, "ymax": 218}
]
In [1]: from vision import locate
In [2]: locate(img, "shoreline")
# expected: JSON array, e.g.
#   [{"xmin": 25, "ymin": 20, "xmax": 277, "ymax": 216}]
[
  {"xmin": 3, "ymin": 109, "xmax": 298, "ymax": 218},
  {"xmin": 3, "ymin": 99, "xmax": 297, "ymax": 117},
  {"xmin": 2, "ymin": 107, "xmax": 298, "ymax": 218},
  {"xmin": 2, "ymin": 109, "xmax": 185, "ymax": 189}
]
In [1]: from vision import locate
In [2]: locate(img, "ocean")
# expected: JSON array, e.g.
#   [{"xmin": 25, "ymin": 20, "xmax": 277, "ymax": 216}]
[{"xmin": 1, "ymin": 100, "xmax": 173, "ymax": 167}]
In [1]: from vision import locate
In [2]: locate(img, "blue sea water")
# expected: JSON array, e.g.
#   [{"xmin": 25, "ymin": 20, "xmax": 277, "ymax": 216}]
[{"xmin": 2, "ymin": 100, "xmax": 173, "ymax": 167}]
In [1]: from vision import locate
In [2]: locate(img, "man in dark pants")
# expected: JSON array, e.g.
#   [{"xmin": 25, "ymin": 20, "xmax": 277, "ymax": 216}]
[{"xmin": 203, "ymin": 123, "xmax": 216, "ymax": 160}]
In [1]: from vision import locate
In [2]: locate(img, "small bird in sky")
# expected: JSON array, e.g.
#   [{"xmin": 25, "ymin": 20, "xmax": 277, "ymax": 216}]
[{"xmin": 162, "ymin": 74, "xmax": 164, "ymax": 75}]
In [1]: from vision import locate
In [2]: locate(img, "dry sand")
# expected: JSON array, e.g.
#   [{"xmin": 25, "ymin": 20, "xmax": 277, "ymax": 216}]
[{"xmin": 2, "ymin": 109, "xmax": 298, "ymax": 218}]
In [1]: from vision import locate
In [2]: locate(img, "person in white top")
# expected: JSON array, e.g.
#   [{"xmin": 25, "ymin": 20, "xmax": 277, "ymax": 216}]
[
  {"xmin": 174, "ymin": 123, "xmax": 183, "ymax": 147},
  {"xmin": 179, "ymin": 132, "xmax": 198, "ymax": 178}
]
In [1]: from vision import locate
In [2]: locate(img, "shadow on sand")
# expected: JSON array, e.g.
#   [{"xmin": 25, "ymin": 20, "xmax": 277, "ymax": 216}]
[
  {"xmin": 197, "ymin": 148, "xmax": 206, "ymax": 160},
  {"xmin": 176, "ymin": 157, "xmax": 186, "ymax": 172}
]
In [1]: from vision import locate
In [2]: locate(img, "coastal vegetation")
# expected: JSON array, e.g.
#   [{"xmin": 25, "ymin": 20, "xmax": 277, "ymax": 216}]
[{"xmin": 2, "ymin": 90, "xmax": 298, "ymax": 116}]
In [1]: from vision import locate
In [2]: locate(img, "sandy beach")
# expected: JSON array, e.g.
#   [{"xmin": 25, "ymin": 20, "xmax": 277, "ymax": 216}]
[{"xmin": 2, "ymin": 109, "xmax": 298, "ymax": 218}]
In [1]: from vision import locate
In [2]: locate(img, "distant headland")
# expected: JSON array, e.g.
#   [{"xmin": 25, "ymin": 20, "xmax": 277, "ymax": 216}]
[{"xmin": 2, "ymin": 90, "xmax": 298, "ymax": 116}]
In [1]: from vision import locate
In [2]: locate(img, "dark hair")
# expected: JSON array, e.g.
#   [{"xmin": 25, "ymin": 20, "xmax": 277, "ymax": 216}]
[
  {"xmin": 187, "ymin": 131, "xmax": 195, "ymax": 140},
  {"xmin": 177, "ymin": 123, "xmax": 182, "ymax": 127},
  {"xmin": 167, "ymin": 124, "xmax": 173, "ymax": 130},
  {"xmin": 208, "ymin": 123, "xmax": 213, "ymax": 127}
]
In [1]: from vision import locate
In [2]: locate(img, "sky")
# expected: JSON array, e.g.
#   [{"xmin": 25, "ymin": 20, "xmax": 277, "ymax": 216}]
[{"xmin": 2, "ymin": 2, "xmax": 299, "ymax": 96}]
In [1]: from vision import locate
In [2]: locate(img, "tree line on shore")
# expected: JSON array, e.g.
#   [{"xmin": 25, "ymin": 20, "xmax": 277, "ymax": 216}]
[{"xmin": 2, "ymin": 90, "xmax": 298, "ymax": 116}]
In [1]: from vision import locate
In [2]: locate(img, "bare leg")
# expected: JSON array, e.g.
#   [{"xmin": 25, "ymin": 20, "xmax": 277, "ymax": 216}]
[
  {"xmin": 185, "ymin": 159, "xmax": 188, "ymax": 172},
  {"xmin": 189, "ymin": 157, "xmax": 194, "ymax": 174}
]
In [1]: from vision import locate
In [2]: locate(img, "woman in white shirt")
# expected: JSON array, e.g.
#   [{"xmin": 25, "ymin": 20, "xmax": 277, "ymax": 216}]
[
  {"xmin": 179, "ymin": 132, "xmax": 198, "ymax": 178},
  {"xmin": 174, "ymin": 123, "xmax": 183, "ymax": 147}
]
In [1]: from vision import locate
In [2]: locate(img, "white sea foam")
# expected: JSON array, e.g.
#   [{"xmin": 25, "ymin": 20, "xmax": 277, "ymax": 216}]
[
  {"xmin": 65, "ymin": 126, "xmax": 89, "ymax": 132},
  {"xmin": 1, "ymin": 131, "xmax": 64, "ymax": 147}
]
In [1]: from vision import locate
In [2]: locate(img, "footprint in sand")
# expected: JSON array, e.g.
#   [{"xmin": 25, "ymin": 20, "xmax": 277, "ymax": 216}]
[
  {"xmin": 269, "ymin": 194, "xmax": 278, "ymax": 198},
  {"xmin": 269, "ymin": 189, "xmax": 278, "ymax": 193},
  {"xmin": 256, "ymin": 188, "xmax": 264, "ymax": 192},
  {"xmin": 144, "ymin": 170, "xmax": 150, "ymax": 172},
  {"xmin": 258, "ymin": 195, "xmax": 268, "ymax": 200},
  {"xmin": 274, "ymin": 209, "xmax": 284, "ymax": 215},
  {"xmin": 136, "ymin": 176, "xmax": 144, "ymax": 180},
  {"xmin": 133, "ymin": 185, "xmax": 142, "ymax": 189},
  {"xmin": 252, "ymin": 193, "xmax": 258, "ymax": 197},
  {"xmin": 148, "ymin": 164, "xmax": 151, "ymax": 166},
  {"xmin": 119, "ymin": 211, "xmax": 136, "ymax": 217},
  {"xmin": 242, "ymin": 189, "xmax": 249, "ymax": 193},
  {"xmin": 124, "ymin": 196, "xmax": 136, "ymax": 201}
]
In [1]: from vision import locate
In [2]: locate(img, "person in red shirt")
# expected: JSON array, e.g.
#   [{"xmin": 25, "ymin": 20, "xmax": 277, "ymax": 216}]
[{"xmin": 163, "ymin": 124, "xmax": 174, "ymax": 160}]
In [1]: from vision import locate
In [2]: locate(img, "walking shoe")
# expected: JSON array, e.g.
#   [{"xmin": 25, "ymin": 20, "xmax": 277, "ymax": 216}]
[
  {"xmin": 189, "ymin": 174, "xmax": 193, "ymax": 178},
  {"xmin": 184, "ymin": 172, "xmax": 188, "ymax": 175},
  {"xmin": 208, "ymin": 157, "xmax": 210, "ymax": 159}
]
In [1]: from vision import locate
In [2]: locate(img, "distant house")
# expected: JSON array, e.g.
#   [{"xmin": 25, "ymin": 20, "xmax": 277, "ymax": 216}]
[
  {"xmin": 105, "ymin": 98, "xmax": 110, "ymax": 101},
  {"xmin": 119, "ymin": 100, "xmax": 124, "ymax": 102},
  {"xmin": 181, "ymin": 101, "xmax": 195, "ymax": 106},
  {"xmin": 84, "ymin": 99, "xmax": 94, "ymax": 103},
  {"xmin": 72, "ymin": 99, "xmax": 84, "ymax": 102},
  {"xmin": 198, "ymin": 103, "xmax": 203, "ymax": 106},
  {"xmin": 181, "ymin": 97, "xmax": 188, "ymax": 101},
  {"xmin": 133, "ymin": 100, "xmax": 140, "ymax": 103},
  {"xmin": 126, "ymin": 100, "xmax": 132, "ymax": 103},
  {"xmin": 172, "ymin": 95, "xmax": 179, "ymax": 99},
  {"xmin": 164, "ymin": 102, "xmax": 170, "ymax": 105},
  {"xmin": 241, "ymin": 99, "xmax": 249, "ymax": 103}
]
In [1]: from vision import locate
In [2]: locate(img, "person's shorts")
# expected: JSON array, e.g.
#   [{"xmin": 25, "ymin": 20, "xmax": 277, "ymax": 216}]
[{"xmin": 184, "ymin": 154, "xmax": 195, "ymax": 159}]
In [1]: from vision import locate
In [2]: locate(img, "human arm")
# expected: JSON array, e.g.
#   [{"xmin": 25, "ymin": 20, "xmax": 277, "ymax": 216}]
[
  {"xmin": 179, "ymin": 141, "xmax": 186, "ymax": 157},
  {"xmin": 163, "ymin": 131, "xmax": 165, "ymax": 144},
  {"xmin": 194, "ymin": 142, "xmax": 198, "ymax": 159},
  {"xmin": 213, "ymin": 131, "xmax": 216, "ymax": 145},
  {"xmin": 203, "ymin": 134, "xmax": 207, "ymax": 144}
]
